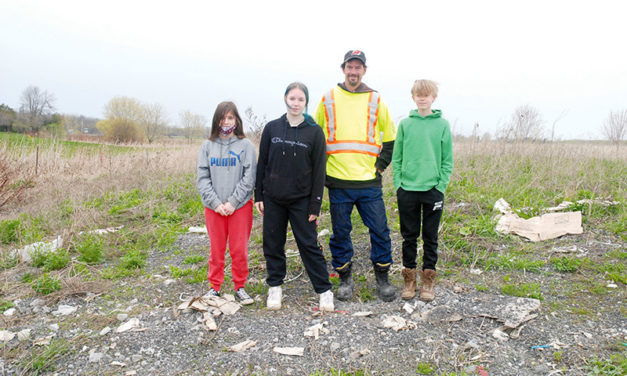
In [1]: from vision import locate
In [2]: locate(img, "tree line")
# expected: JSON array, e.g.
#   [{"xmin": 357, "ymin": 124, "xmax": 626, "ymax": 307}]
[{"xmin": 1, "ymin": 86, "xmax": 624, "ymax": 145}]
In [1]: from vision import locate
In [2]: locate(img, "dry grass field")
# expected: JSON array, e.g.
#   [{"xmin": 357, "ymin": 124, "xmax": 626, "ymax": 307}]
[{"xmin": 0, "ymin": 133, "xmax": 625, "ymax": 375}]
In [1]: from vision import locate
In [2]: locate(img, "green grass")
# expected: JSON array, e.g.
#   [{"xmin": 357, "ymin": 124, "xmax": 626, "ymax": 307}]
[
  {"xmin": 551, "ymin": 256, "xmax": 586, "ymax": 273},
  {"xmin": 183, "ymin": 254, "xmax": 206, "ymax": 265},
  {"xmin": 0, "ymin": 299, "xmax": 14, "ymax": 313},
  {"xmin": 20, "ymin": 338, "xmax": 71, "ymax": 375},
  {"xmin": 76, "ymin": 234, "xmax": 104, "ymax": 264},
  {"xmin": 585, "ymin": 353, "xmax": 626, "ymax": 376},
  {"xmin": 500, "ymin": 282, "xmax": 543, "ymax": 300},
  {"xmin": 32, "ymin": 273, "xmax": 62, "ymax": 295},
  {"xmin": 0, "ymin": 132, "xmax": 136, "ymax": 156}
]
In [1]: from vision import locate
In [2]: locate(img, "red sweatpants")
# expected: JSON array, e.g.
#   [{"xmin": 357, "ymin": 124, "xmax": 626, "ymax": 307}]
[{"xmin": 204, "ymin": 200, "xmax": 253, "ymax": 291}]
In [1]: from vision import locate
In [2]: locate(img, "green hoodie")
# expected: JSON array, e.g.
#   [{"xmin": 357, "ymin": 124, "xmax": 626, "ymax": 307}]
[{"xmin": 392, "ymin": 109, "xmax": 453, "ymax": 193}]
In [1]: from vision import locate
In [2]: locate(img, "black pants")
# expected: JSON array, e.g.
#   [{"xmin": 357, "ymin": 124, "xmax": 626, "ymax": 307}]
[
  {"xmin": 262, "ymin": 196, "xmax": 332, "ymax": 294},
  {"xmin": 397, "ymin": 187, "xmax": 444, "ymax": 270}
]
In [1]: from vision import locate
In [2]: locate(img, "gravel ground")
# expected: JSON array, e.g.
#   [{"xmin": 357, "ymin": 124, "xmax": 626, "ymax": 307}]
[{"xmin": 1, "ymin": 232, "xmax": 625, "ymax": 376}]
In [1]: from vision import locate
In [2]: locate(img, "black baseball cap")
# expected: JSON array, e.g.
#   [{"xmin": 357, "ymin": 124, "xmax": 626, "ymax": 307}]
[{"xmin": 343, "ymin": 50, "xmax": 366, "ymax": 66}]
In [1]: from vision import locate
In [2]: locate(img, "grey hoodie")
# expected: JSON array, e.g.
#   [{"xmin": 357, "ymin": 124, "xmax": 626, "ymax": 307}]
[{"xmin": 196, "ymin": 136, "xmax": 257, "ymax": 211}]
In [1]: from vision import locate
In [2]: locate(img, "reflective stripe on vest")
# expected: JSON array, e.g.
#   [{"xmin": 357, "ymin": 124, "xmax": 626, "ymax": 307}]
[{"xmin": 323, "ymin": 89, "xmax": 381, "ymax": 155}]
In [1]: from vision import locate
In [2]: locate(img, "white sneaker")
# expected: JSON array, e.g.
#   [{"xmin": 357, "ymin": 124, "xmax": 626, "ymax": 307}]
[
  {"xmin": 267, "ymin": 286, "xmax": 282, "ymax": 310},
  {"xmin": 319, "ymin": 289, "xmax": 334, "ymax": 312}
]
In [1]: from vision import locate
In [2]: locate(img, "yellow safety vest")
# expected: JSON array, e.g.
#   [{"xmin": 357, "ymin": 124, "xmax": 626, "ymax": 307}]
[
  {"xmin": 315, "ymin": 87, "xmax": 395, "ymax": 181},
  {"xmin": 322, "ymin": 89, "xmax": 382, "ymax": 157}
]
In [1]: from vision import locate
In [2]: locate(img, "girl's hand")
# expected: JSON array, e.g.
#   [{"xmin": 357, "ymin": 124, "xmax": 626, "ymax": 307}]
[
  {"xmin": 308, "ymin": 214, "xmax": 318, "ymax": 223},
  {"xmin": 254, "ymin": 201, "xmax": 264, "ymax": 216},
  {"xmin": 215, "ymin": 204, "xmax": 227, "ymax": 216},
  {"xmin": 223, "ymin": 202, "xmax": 235, "ymax": 216}
]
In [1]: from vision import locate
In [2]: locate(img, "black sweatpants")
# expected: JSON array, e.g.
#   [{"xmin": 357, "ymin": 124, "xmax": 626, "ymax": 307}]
[
  {"xmin": 397, "ymin": 187, "xmax": 444, "ymax": 270},
  {"xmin": 262, "ymin": 196, "xmax": 332, "ymax": 294}
]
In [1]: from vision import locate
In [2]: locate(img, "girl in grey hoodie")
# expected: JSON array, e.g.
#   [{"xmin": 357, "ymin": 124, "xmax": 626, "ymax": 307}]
[{"xmin": 197, "ymin": 101, "xmax": 256, "ymax": 304}]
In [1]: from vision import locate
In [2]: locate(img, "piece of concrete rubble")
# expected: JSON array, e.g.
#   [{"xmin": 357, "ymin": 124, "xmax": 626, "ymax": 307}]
[
  {"xmin": 350, "ymin": 348, "xmax": 371, "ymax": 359},
  {"xmin": 352, "ymin": 311, "xmax": 373, "ymax": 317},
  {"xmin": 3, "ymin": 308, "xmax": 16, "ymax": 316},
  {"xmin": 273, "ymin": 347, "xmax": 304, "ymax": 356},
  {"xmin": 53, "ymin": 304, "xmax": 77, "ymax": 316},
  {"xmin": 304, "ymin": 322, "xmax": 329, "ymax": 339},
  {"xmin": 34, "ymin": 335, "xmax": 54, "ymax": 346},
  {"xmin": 381, "ymin": 315, "xmax": 417, "ymax": 331},
  {"xmin": 227, "ymin": 339, "xmax": 257, "ymax": 352},
  {"xmin": 111, "ymin": 361, "xmax": 127, "ymax": 367},
  {"xmin": 471, "ymin": 294, "xmax": 541, "ymax": 329},
  {"xmin": 188, "ymin": 226, "xmax": 206, "ymax": 233},
  {"xmin": 317, "ymin": 229, "xmax": 330, "ymax": 237},
  {"xmin": 17, "ymin": 329, "xmax": 31, "ymax": 342},
  {"xmin": 0, "ymin": 330, "xmax": 15, "ymax": 342},
  {"xmin": 402, "ymin": 303, "xmax": 414, "ymax": 314},
  {"xmin": 203, "ymin": 312, "xmax": 217, "ymax": 331},
  {"xmin": 493, "ymin": 198, "xmax": 511, "ymax": 214},
  {"xmin": 117, "ymin": 313, "xmax": 128, "ymax": 321},
  {"xmin": 100, "ymin": 327, "xmax": 112, "ymax": 336},
  {"xmin": 492, "ymin": 328, "xmax": 509, "ymax": 341},
  {"xmin": 89, "ymin": 350, "xmax": 104, "ymax": 362},
  {"xmin": 116, "ymin": 318, "xmax": 141, "ymax": 333},
  {"xmin": 12, "ymin": 235, "xmax": 64, "ymax": 264}
]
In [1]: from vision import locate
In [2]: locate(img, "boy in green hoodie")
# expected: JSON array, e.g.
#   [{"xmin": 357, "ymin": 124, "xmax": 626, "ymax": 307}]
[{"xmin": 392, "ymin": 79, "xmax": 453, "ymax": 301}]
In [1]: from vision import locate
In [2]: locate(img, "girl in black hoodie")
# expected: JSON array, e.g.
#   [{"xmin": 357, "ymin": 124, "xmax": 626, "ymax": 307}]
[{"xmin": 254, "ymin": 82, "xmax": 333, "ymax": 311}]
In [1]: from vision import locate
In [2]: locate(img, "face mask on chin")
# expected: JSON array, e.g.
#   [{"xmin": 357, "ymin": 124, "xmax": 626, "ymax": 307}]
[{"xmin": 220, "ymin": 124, "xmax": 236, "ymax": 135}]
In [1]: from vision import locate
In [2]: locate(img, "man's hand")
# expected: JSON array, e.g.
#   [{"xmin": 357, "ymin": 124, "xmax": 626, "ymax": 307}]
[{"xmin": 308, "ymin": 214, "xmax": 317, "ymax": 223}]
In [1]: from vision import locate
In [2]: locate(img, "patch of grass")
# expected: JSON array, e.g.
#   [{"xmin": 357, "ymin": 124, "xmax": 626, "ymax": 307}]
[
  {"xmin": 585, "ymin": 354, "xmax": 626, "ymax": 376},
  {"xmin": 0, "ymin": 299, "xmax": 15, "ymax": 313},
  {"xmin": 0, "ymin": 218, "xmax": 20, "ymax": 244},
  {"xmin": 0, "ymin": 251, "xmax": 18, "ymax": 270},
  {"xmin": 20, "ymin": 272, "xmax": 36, "ymax": 283},
  {"xmin": 500, "ymin": 282, "xmax": 543, "ymax": 300},
  {"xmin": 356, "ymin": 286, "xmax": 375, "ymax": 302},
  {"xmin": 76, "ymin": 234, "xmax": 104, "ymax": 264},
  {"xmin": 169, "ymin": 265, "xmax": 193, "ymax": 278},
  {"xmin": 416, "ymin": 361, "xmax": 435, "ymax": 374},
  {"xmin": 475, "ymin": 284, "xmax": 489, "ymax": 292},
  {"xmin": 32, "ymin": 273, "xmax": 62, "ymax": 295},
  {"xmin": 20, "ymin": 338, "xmax": 71, "ymax": 375},
  {"xmin": 551, "ymin": 256, "xmax": 584, "ymax": 273},
  {"xmin": 108, "ymin": 189, "xmax": 145, "ymax": 215},
  {"xmin": 43, "ymin": 249, "xmax": 70, "ymax": 271},
  {"xmin": 485, "ymin": 252, "xmax": 545, "ymax": 272},
  {"xmin": 184, "ymin": 266, "xmax": 207, "ymax": 284},
  {"xmin": 118, "ymin": 249, "xmax": 146, "ymax": 270},
  {"xmin": 183, "ymin": 254, "xmax": 206, "ymax": 265}
]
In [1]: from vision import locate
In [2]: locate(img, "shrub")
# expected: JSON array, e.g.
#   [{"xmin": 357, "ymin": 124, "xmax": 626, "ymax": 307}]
[
  {"xmin": 76, "ymin": 235, "xmax": 104, "ymax": 264},
  {"xmin": 0, "ymin": 219, "xmax": 21, "ymax": 244},
  {"xmin": 43, "ymin": 249, "xmax": 70, "ymax": 271},
  {"xmin": 96, "ymin": 118, "xmax": 143, "ymax": 143},
  {"xmin": 32, "ymin": 273, "xmax": 62, "ymax": 295}
]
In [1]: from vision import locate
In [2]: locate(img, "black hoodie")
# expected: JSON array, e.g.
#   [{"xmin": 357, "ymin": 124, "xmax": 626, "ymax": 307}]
[{"xmin": 254, "ymin": 114, "xmax": 326, "ymax": 215}]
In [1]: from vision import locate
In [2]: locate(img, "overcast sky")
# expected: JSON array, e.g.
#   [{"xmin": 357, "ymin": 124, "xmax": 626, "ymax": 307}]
[{"xmin": 1, "ymin": 0, "xmax": 626, "ymax": 139}]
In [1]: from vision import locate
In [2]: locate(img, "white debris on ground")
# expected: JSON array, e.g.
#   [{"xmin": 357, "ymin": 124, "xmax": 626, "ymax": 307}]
[
  {"xmin": 273, "ymin": 347, "xmax": 304, "ymax": 356},
  {"xmin": 317, "ymin": 229, "xmax": 330, "ymax": 237},
  {"xmin": 52, "ymin": 304, "xmax": 77, "ymax": 316},
  {"xmin": 177, "ymin": 295, "xmax": 246, "ymax": 332},
  {"xmin": 303, "ymin": 322, "xmax": 329, "ymax": 340},
  {"xmin": 227, "ymin": 340, "xmax": 257, "ymax": 352},
  {"xmin": 12, "ymin": 235, "xmax": 64, "ymax": 263},
  {"xmin": 187, "ymin": 226, "xmax": 206, "ymax": 234},
  {"xmin": 352, "ymin": 311, "xmax": 373, "ymax": 317},
  {"xmin": 12, "ymin": 226, "xmax": 124, "ymax": 264},
  {"xmin": 380, "ymin": 315, "xmax": 417, "ymax": 331},
  {"xmin": 493, "ymin": 198, "xmax": 583, "ymax": 241},
  {"xmin": 116, "ymin": 318, "xmax": 141, "ymax": 333}
]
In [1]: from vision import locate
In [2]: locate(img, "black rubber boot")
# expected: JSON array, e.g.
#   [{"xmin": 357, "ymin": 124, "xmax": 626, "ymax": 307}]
[
  {"xmin": 336, "ymin": 262, "xmax": 354, "ymax": 301},
  {"xmin": 373, "ymin": 263, "xmax": 397, "ymax": 302}
]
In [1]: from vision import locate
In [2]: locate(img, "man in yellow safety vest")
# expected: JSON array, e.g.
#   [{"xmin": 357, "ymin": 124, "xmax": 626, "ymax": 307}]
[{"xmin": 314, "ymin": 50, "xmax": 397, "ymax": 302}]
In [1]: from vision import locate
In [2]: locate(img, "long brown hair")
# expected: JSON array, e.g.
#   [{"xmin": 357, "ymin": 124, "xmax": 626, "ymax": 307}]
[{"xmin": 209, "ymin": 101, "xmax": 245, "ymax": 140}]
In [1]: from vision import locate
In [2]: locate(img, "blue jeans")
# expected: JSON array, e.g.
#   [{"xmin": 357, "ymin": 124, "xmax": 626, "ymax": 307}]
[{"xmin": 328, "ymin": 187, "xmax": 393, "ymax": 269}]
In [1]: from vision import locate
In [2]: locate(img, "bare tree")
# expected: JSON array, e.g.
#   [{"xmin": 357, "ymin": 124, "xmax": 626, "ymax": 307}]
[
  {"xmin": 18, "ymin": 86, "xmax": 56, "ymax": 129},
  {"xmin": 602, "ymin": 109, "xmax": 626, "ymax": 148},
  {"xmin": 498, "ymin": 104, "xmax": 544, "ymax": 142},
  {"xmin": 139, "ymin": 103, "xmax": 168, "ymax": 144},
  {"xmin": 243, "ymin": 106, "xmax": 267, "ymax": 144},
  {"xmin": 179, "ymin": 110, "xmax": 206, "ymax": 143}
]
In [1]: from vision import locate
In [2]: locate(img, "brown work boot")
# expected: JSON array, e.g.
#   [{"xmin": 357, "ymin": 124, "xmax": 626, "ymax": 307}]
[
  {"xmin": 418, "ymin": 269, "xmax": 436, "ymax": 302},
  {"xmin": 401, "ymin": 268, "xmax": 417, "ymax": 300}
]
